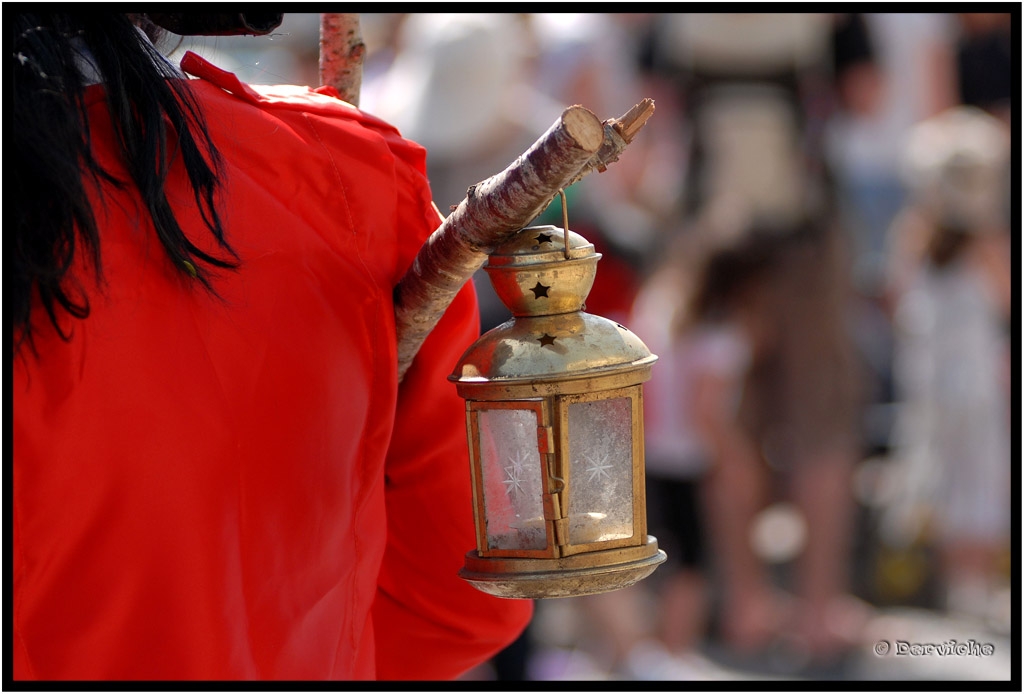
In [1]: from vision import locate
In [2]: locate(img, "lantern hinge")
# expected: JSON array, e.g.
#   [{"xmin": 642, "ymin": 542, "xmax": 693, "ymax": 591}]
[
  {"xmin": 553, "ymin": 517, "xmax": 570, "ymax": 547},
  {"xmin": 542, "ymin": 491, "xmax": 561, "ymax": 521},
  {"xmin": 543, "ymin": 492, "xmax": 570, "ymax": 547}
]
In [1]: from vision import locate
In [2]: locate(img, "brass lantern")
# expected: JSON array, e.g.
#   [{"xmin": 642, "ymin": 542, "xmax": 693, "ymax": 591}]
[{"xmin": 450, "ymin": 224, "xmax": 666, "ymax": 598}]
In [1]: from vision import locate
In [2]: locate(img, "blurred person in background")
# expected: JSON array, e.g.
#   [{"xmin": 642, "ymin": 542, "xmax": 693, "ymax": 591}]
[
  {"xmin": 821, "ymin": 14, "xmax": 960, "ymax": 474},
  {"xmin": 626, "ymin": 204, "xmax": 785, "ymax": 678},
  {"xmin": 883, "ymin": 107, "xmax": 1012, "ymax": 628},
  {"xmin": 636, "ymin": 12, "xmax": 869, "ymax": 670},
  {"xmin": 11, "ymin": 11, "xmax": 531, "ymax": 680},
  {"xmin": 824, "ymin": 12, "xmax": 958, "ymax": 298}
]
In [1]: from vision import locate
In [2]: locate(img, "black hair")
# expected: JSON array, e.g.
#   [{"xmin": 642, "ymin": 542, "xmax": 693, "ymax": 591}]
[
  {"xmin": 683, "ymin": 232, "xmax": 777, "ymax": 328},
  {"xmin": 925, "ymin": 223, "xmax": 973, "ymax": 268},
  {"xmin": 661, "ymin": 215, "xmax": 787, "ymax": 339},
  {"xmin": 11, "ymin": 12, "xmax": 237, "ymax": 357}
]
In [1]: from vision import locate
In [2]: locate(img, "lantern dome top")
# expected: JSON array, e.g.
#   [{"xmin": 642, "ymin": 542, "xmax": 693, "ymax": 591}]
[
  {"xmin": 453, "ymin": 225, "xmax": 656, "ymax": 393},
  {"xmin": 450, "ymin": 310, "xmax": 656, "ymax": 387}
]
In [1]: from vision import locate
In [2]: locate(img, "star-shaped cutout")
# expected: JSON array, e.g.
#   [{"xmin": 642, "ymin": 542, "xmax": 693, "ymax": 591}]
[
  {"xmin": 534, "ymin": 232, "xmax": 553, "ymax": 245},
  {"xmin": 538, "ymin": 333, "xmax": 557, "ymax": 347},
  {"xmin": 530, "ymin": 282, "xmax": 550, "ymax": 299}
]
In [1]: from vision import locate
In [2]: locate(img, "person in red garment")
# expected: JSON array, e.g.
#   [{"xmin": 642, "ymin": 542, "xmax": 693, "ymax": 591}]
[{"xmin": 11, "ymin": 13, "xmax": 531, "ymax": 680}]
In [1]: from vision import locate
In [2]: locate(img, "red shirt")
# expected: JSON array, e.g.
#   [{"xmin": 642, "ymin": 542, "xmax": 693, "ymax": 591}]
[{"xmin": 12, "ymin": 52, "xmax": 531, "ymax": 681}]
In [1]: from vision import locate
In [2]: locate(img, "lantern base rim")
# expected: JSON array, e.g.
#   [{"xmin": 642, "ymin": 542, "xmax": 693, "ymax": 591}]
[{"xmin": 459, "ymin": 536, "xmax": 666, "ymax": 599}]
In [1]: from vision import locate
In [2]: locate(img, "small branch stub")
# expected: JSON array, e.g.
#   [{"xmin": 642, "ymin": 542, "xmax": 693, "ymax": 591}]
[{"xmin": 610, "ymin": 98, "xmax": 656, "ymax": 143}]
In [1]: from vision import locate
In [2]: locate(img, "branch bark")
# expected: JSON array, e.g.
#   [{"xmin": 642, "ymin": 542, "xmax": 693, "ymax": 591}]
[
  {"xmin": 394, "ymin": 100, "xmax": 655, "ymax": 382},
  {"xmin": 319, "ymin": 13, "xmax": 364, "ymax": 106}
]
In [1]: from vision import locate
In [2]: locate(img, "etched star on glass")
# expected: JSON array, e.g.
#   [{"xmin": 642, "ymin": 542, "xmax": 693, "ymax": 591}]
[
  {"xmin": 503, "ymin": 450, "xmax": 529, "ymax": 500},
  {"xmin": 583, "ymin": 453, "xmax": 613, "ymax": 482}
]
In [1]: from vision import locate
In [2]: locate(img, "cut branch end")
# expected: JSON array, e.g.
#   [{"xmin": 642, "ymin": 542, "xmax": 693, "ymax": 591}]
[{"xmin": 562, "ymin": 105, "xmax": 604, "ymax": 153}]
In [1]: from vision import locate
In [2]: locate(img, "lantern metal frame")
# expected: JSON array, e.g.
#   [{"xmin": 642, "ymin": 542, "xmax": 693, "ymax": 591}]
[{"xmin": 450, "ymin": 224, "xmax": 666, "ymax": 598}]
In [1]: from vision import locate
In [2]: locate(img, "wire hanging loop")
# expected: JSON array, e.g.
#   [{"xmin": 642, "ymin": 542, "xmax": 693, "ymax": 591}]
[{"xmin": 558, "ymin": 189, "xmax": 571, "ymax": 261}]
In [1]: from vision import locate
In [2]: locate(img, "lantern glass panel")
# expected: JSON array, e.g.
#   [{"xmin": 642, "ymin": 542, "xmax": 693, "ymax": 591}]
[
  {"xmin": 567, "ymin": 397, "xmax": 634, "ymax": 544},
  {"xmin": 478, "ymin": 408, "xmax": 547, "ymax": 551}
]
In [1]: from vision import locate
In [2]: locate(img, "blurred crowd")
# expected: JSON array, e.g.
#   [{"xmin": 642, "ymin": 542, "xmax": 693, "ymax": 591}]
[{"xmin": 176, "ymin": 12, "xmax": 1013, "ymax": 681}]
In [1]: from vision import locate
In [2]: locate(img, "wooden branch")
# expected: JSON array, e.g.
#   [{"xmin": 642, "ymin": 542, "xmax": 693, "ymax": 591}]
[
  {"xmin": 319, "ymin": 13, "xmax": 364, "ymax": 106},
  {"xmin": 394, "ymin": 102, "xmax": 655, "ymax": 382}
]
